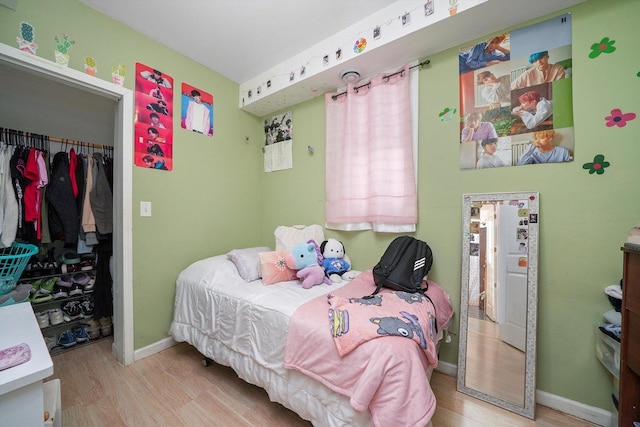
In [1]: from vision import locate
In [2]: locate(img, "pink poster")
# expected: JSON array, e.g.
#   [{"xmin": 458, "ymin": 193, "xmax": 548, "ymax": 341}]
[{"xmin": 134, "ymin": 63, "xmax": 174, "ymax": 171}]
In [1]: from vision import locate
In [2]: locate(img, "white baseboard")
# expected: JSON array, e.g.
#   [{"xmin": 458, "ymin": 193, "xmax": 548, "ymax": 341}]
[
  {"xmin": 536, "ymin": 390, "xmax": 611, "ymax": 427},
  {"xmin": 134, "ymin": 336, "xmax": 176, "ymax": 361},
  {"xmin": 435, "ymin": 361, "xmax": 611, "ymax": 426},
  {"xmin": 435, "ymin": 360, "xmax": 458, "ymax": 377}
]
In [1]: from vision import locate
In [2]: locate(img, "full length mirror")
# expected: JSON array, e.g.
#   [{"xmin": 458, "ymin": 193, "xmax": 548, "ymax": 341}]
[{"xmin": 457, "ymin": 192, "xmax": 539, "ymax": 419}]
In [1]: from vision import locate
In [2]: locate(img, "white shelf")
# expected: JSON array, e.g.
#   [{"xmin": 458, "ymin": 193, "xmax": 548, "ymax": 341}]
[{"xmin": 0, "ymin": 301, "xmax": 55, "ymax": 427}]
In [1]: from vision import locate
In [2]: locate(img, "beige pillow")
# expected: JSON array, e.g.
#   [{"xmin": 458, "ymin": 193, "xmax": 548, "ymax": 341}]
[
  {"xmin": 227, "ymin": 247, "xmax": 271, "ymax": 281},
  {"xmin": 274, "ymin": 224, "xmax": 325, "ymax": 251}
]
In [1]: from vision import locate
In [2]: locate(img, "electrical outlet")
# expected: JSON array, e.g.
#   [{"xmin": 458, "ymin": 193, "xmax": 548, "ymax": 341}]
[{"xmin": 140, "ymin": 201, "xmax": 152, "ymax": 217}]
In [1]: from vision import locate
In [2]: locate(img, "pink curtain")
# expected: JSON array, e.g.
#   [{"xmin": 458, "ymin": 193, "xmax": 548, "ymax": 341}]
[{"xmin": 325, "ymin": 65, "xmax": 417, "ymax": 230}]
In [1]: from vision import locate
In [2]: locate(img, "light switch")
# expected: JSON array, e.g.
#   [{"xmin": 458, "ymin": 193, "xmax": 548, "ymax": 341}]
[{"xmin": 140, "ymin": 201, "xmax": 152, "ymax": 217}]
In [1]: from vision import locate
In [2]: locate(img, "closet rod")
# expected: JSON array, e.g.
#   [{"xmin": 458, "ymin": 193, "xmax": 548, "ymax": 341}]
[
  {"xmin": 1, "ymin": 127, "xmax": 111, "ymax": 150},
  {"xmin": 46, "ymin": 135, "xmax": 111, "ymax": 151}
]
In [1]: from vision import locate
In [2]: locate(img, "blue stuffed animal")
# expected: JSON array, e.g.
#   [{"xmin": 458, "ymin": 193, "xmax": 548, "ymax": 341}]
[{"xmin": 285, "ymin": 240, "xmax": 331, "ymax": 289}]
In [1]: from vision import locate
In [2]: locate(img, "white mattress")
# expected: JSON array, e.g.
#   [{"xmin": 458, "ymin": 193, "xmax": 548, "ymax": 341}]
[
  {"xmin": 170, "ymin": 255, "xmax": 442, "ymax": 426},
  {"xmin": 169, "ymin": 255, "xmax": 370, "ymax": 426}
]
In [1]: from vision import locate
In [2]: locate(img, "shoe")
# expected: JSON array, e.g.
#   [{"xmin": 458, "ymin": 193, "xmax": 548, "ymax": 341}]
[
  {"xmin": 44, "ymin": 336, "xmax": 58, "ymax": 352},
  {"xmin": 57, "ymin": 330, "xmax": 77, "ymax": 348},
  {"xmin": 99, "ymin": 316, "xmax": 113, "ymax": 336},
  {"xmin": 72, "ymin": 272, "xmax": 91, "ymax": 285},
  {"xmin": 38, "ymin": 277, "xmax": 57, "ymax": 295},
  {"xmin": 79, "ymin": 299, "xmax": 94, "ymax": 318},
  {"xmin": 69, "ymin": 283, "xmax": 84, "ymax": 296},
  {"xmin": 61, "ymin": 301, "xmax": 82, "ymax": 320},
  {"xmin": 35, "ymin": 311, "xmax": 49, "ymax": 329},
  {"xmin": 84, "ymin": 275, "xmax": 96, "ymax": 292},
  {"xmin": 72, "ymin": 325, "xmax": 89, "ymax": 343},
  {"xmin": 79, "ymin": 260, "xmax": 94, "ymax": 271},
  {"xmin": 56, "ymin": 275, "xmax": 73, "ymax": 288},
  {"xmin": 53, "ymin": 285, "xmax": 69, "ymax": 299},
  {"xmin": 83, "ymin": 319, "xmax": 101, "ymax": 339},
  {"xmin": 49, "ymin": 309, "xmax": 64, "ymax": 326}
]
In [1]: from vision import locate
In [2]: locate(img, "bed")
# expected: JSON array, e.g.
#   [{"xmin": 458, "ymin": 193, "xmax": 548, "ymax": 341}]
[{"xmin": 169, "ymin": 250, "xmax": 454, "ymax": 427}]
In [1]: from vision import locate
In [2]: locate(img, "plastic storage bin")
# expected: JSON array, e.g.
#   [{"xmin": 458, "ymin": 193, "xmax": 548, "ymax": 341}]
[{"xmin": 596, "ymin": 326, "xmax": 620, "ymax": 378}]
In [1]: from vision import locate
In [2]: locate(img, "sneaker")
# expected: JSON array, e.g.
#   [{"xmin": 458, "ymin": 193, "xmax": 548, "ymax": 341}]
[
  {"xmin": 99, "ymin": 316, "xmax": 113, "ymax": 336},
  {"xmin": 56, "ymin": 275, "xmax": 73, "ymax": 288},
  {"xmin": 44, "ymin": 336, "xmax": 58, "ymax": 352},
  {"xmin": 79, "ymin": 260, "xmax": 94, "ymax": 271},
  {"xmin": 69, "ymin": 283, "xmax": 84, "ymax": 296},
  {"xmin": 79, "ymin": 299, "xmax": 94, "ymax": 318},
  {"xmin": 72, "ymin": 325, "xmax": 89, "ymax": 343},
  {"xmin": 61, "ymin": 301, "xmax": 82, "ymax": 320},
  {"xmin": 35, "ymin": 311, "xmax": 49, "ymax": 329},
  {"xmin": 57, "ymin": 330, "xmax": 77, "ymax": 348},
  {"xmin": 38, "ymin": 277, "xmax": 57, "ymax": 295},
  {"xmin": 49, "ymin": 309, "xmax": 64, "ymax": 326},
  {"xmin": 72, "ymin": 272, "xmax": 91, "ymax": 285},
  {"xmin": 53, "ymin": 285, "xmax": 69, "ymax": 299},
  {"xmin": 83, "ymin": 275, "xmax": 96, "ymax": 292}
]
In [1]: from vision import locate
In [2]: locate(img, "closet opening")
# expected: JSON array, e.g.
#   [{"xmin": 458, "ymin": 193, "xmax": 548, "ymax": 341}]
[{"xmin": 0, "ymin": 44, "xmax": 134, "ymax": 365}]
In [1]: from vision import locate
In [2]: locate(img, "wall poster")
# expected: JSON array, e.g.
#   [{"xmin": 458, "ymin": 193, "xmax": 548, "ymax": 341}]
[
  {"xmin": 263, "ymin": 110, "xmax": 293, "ymax": 172},
  {"xmin": 459, "ymin": 14, "xmax": 574, "ymax": 170},
  {"xmin": 134, "ymin": 63, "xmax": 174, "ymax": 171},
  {"xmin": 180, "ymin": 83, "xmax": 214, "ymax": 136}
]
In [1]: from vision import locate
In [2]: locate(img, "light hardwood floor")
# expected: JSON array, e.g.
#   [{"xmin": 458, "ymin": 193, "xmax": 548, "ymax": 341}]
[{"xmin": 48, "ymin": 339, "xmax": 599, "ymax": 426}]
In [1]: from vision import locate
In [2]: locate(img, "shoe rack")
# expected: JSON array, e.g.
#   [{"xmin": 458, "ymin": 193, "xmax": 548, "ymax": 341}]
[{"xmin": 20, "ymin": 251, "xmax": 113, "ymax": 356}]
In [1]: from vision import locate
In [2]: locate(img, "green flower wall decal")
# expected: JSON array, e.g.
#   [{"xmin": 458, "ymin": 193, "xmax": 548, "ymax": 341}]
[
  {"xmin": 583, "ymin": 154, "xmax": 610, "ymax": 175},
  {"xmin": 588, "ymin": 37, "xmax": 616, "ymax": 59}
]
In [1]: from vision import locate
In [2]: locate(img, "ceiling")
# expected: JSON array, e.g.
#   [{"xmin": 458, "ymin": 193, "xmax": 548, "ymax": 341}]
[
  {"xmin": 78, "ymin": 0, "xmax": 587, "ymax": 117},
  {"xmin": 78, "ymin": 0, "xmax": 396, "ymax": 84}
]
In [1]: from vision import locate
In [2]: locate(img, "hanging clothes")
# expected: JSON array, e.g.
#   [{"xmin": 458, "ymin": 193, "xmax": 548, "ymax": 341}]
[
  {"xmin": 90, "ymin": 152, "xmax": 113, "ymax": 235},
  {"xmin": 0, "ymin": 144, "xmax": 19, "ymax": 248},
  {"xmin": 46, "ymin": 151, "xmax": 79, "ymax": 244}
]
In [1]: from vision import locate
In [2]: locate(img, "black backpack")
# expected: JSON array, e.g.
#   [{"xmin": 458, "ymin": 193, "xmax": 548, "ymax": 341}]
[{"xmin": 367, "ymin": 236, "xmax": 433, "ymax": 297}]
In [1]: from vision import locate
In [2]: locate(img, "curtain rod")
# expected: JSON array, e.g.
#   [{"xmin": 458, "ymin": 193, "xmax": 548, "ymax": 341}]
[
  {"xmin": 331, "ymin": 59, "xmax": 431, "ymax": 101},
  {"xmin": 0, "ymin": 127, "xmax": 112, "ymax": 150}
]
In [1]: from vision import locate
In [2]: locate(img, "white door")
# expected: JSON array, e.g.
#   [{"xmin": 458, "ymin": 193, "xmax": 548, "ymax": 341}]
[
  {"xmin": 497, "ymin": 202, "xmax": 528, "ymax": 352},
  {"xmin": 481, "ymin": 204, "xmax": 496, "ymax": 321}
]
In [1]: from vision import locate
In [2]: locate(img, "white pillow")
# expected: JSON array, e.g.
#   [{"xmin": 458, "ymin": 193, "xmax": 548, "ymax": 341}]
[
  {"xmin": 227, "ymin": 246, "xmax": 271, "ymax": 281},
  {"xmin": 274, "ymin": 224, "xmax": 325, "ymax": 251}
]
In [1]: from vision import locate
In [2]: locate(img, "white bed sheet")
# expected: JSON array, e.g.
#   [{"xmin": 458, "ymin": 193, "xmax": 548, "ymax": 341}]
[
  {"xmin": 169, "ymin": 255, "xmax": 370, "ymax": 426},
  {"xmin": 169, "ymin": 255, "xmax": 442, "ymax": 426}
]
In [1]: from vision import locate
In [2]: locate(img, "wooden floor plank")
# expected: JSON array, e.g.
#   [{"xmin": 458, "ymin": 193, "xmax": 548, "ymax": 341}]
[{"xmin": 48, "ymin": 339, "xmax": 599, "ymax": 426}]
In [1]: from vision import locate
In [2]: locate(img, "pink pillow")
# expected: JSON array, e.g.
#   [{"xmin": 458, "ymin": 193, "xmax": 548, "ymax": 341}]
[{"xmin": 259, "ymin": 251, "xmax": 297, "ymax": 285}]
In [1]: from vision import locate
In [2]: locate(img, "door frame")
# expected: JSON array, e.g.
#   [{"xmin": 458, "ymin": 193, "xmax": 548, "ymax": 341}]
[{"xmin": 0, "ymin": 43, "xmax": 135, "ymax": 365}]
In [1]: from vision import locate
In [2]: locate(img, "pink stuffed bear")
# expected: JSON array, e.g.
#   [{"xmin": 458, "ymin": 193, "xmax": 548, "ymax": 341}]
[{"xmin": 285, "ymin": 240, "xmax": 331, "ymax": 289}]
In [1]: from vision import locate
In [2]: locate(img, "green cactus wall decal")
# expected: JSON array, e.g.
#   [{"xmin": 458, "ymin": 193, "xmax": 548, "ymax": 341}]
[
  {"xmin": 112, "ymin": 62, "xmax": 126, "ymax": 77},
  {"xmin": 85, "ymin": 57, "xmax": 96, "ymax": 68},
  {"xmin": 20, "ymin": 22, "xmax": 34, "ymax": 42},
  {"xmin": 53, "ymin": 34, "xmax": 75, "ymax": 54}
]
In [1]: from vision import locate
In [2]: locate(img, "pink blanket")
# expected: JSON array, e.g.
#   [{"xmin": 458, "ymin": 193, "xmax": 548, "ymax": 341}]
[{"xmin": 284, "ymin": 271, "xmax": 454, "ymax": 427}]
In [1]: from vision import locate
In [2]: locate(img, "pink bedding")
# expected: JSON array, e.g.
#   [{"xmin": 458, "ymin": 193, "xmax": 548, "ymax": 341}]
[{"xmin": 284, "ymin": 270, "xmax": 454, "ymax": 427}]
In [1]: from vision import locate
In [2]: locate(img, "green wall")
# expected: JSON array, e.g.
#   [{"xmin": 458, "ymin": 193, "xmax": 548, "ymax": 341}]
[
  {"xmin": 2, "ymin": 0, "xmax": 639, "ymax": 414},
  {"xmin": 260, "ymin": 0, "xmax": 640, "ymax": 412}
]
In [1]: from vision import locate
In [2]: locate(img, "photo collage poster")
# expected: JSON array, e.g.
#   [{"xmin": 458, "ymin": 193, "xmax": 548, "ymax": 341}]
[
  {"xmin": 134, "ymin": 63, "xmax": 174, "ymax": 171},
  {"xmin": 459, "ymin": 14, "xmax": 574, "ymax": 170}
]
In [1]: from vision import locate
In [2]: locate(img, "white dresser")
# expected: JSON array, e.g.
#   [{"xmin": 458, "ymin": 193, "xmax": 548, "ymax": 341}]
[{"xmin": 0, "ymin": 301, "xmax": 60, "ymax": 427}]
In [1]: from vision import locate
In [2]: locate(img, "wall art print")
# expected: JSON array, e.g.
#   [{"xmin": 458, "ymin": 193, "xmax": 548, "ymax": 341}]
[
  {"xmin": 458, "ymin": 14, "xmax": 574, "ymax": 170},
  {"xmin": 180, "ymin": 83, "xmax": 214, "ymax": 136},
  {"xmin": 134, "ymin": 63, "xmax": 174, "ymax": 171}
]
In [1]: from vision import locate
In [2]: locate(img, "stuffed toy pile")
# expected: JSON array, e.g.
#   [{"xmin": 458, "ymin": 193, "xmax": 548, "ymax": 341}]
[{"xmin": 285, "ymin": 240, "xmax": 331, "ymax": 289}]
